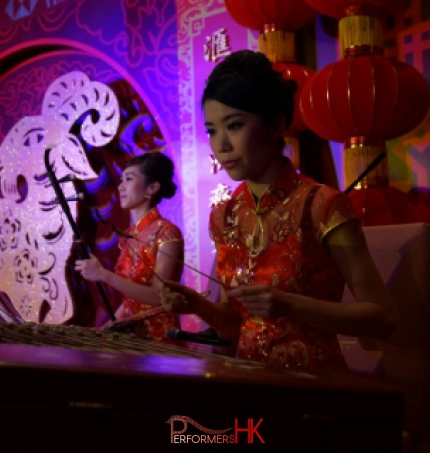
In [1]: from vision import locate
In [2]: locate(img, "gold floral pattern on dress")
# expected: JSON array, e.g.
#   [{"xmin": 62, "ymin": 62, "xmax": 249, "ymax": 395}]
[
  {"xmin": 222, "ymin": 207, "xmax": 241, "ymax": 248},
  {"xmin": 269, "ymin": 341, "xmax": 310, "ymax": 368},
  {"xmin": 235, "ymin": 259, "xmax": 256, "ymax": 286},
  {"xmin": 272, "ymin": 220, "xmax": 289, "ymax": 244}
]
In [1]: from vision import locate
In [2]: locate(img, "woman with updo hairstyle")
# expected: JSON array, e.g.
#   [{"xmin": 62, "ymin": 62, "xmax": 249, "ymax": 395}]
[
  {"xmin": 160, "ymin": 49, "xmax": 396, "ymax": 369},
  {"xmin": 76, "ymin": 152, "xmax": 184, "ymax": 342}
]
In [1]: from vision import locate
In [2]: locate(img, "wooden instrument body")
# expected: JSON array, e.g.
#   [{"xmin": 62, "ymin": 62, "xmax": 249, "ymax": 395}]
[{"xmin": 0, "ymin": 323, "xmax": 404, "ymax": 452}]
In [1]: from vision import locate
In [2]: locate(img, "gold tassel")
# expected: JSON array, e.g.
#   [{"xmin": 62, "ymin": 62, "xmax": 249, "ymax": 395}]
[
  {"xmin": 339, "ymin": 14, "xmax": 383, "ymax": 57},
  {"xmin": 259, "ymin": 27, "xmax": 295, "ymax": 63},
  {"xmin": 344, "ymin": 140, "xmax": 389, "ymax": 189}
]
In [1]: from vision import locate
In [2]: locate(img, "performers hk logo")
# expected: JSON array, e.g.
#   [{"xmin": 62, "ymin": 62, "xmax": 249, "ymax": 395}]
[{"xmin": 166, "ymin": 415, "xmax": 264, "ymax": 444}]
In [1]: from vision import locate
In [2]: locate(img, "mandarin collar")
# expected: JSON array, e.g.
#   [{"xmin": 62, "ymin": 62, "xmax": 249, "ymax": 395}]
[
  {"xmin": 242, "ymin": 158, "xmax": 299, "ymax": 214},
  {"xmin": 133, "ymin": 207, "xmax": 160, "ymax": 234}
]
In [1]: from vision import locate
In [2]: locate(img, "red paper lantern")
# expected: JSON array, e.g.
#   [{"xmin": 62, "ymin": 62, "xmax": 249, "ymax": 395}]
[
  {"xmin": 225, "ymin": 0, "xmax": 317, "ymax": 31},
  {"xmin": 299, "ymin": 55, "xmax": 430, "ymax": 144},
  {"xmin": 303, "ymin": 0, "xmax": 409, "ymax": 18}
]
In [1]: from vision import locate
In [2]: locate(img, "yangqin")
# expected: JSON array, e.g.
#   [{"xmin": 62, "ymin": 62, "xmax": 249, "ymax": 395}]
[{"xmin": 0, "ymin": 319, "xmax": 404, "ymax": 453}]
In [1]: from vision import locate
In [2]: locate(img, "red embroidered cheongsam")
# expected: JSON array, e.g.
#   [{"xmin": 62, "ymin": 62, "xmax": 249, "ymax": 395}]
[
  {"xmin": 210, "ymin": 158, "xmax": 357, "ymax": 369},
  {"xmin": 115, "ymin": 207, "xmax": 183, "ymax": 342}
]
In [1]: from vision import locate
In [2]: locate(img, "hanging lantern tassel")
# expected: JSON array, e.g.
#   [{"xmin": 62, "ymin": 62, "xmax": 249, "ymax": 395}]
[
  {"xmin": 339, "ymin": 6, "xmax": 384, "ymax": 57},
  {"xmin": 344, "ymin": 137, "xmax": 389, "ymax": 189},
  {"xmin": 259, "ymin": 25, "xmax": 296, "ymax": 63}
]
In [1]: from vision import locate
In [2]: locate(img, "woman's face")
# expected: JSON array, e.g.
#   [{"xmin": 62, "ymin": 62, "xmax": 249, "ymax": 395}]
[
  {"xmin": 204, "ymin": 100, "xmax": 281, "ymax": 183},
  {"xmin": 118, "ymin": 165, "xmax": 149, "ymax": 210}
]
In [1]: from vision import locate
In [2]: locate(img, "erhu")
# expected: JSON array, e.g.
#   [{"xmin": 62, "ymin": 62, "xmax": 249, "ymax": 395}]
[{"xmin": 44, "ymin": 145, "xmax": 117, "ymax": 321}]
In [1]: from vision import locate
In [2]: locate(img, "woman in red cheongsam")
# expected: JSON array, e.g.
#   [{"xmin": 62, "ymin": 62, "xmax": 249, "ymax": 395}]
[
  {"xmin": 160, "ymin": 50, "xmax": 397, "ymax": 370},
  {"xmin": 76, "ymin": 152, "xmax": 183, "ymax": 342}
]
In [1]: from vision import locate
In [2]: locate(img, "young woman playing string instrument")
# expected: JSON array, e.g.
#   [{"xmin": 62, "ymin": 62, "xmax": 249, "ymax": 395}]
[
  {"xmin": 160, "ymin": 50, "xmax": 396, "ymax": 369},
  {"xmin": 75, "ymin": 152, "xmax": 184, "ymax": 342}
]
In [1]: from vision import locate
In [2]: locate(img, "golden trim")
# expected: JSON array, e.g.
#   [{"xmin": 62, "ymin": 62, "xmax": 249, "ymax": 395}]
[
  {"xmin": 320, "ymin": 218, "xmax": 359, "ymax": 244},
  {"xmin": 343, "ymin": 45, "xmax": 383, "ymax": 57},
  {"xmin": 157, "ymin": 238, "xmax": 183, "ymax": 248}
]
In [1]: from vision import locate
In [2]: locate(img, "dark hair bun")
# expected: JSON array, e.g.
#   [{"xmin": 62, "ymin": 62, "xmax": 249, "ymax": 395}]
[
  {"xmin": 161, "ymin": 180, "xmax": 177, "ymax": 199},
  {"xmin": 202, "ymin": 50, "xmax": 296, "ymax": 128}
]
